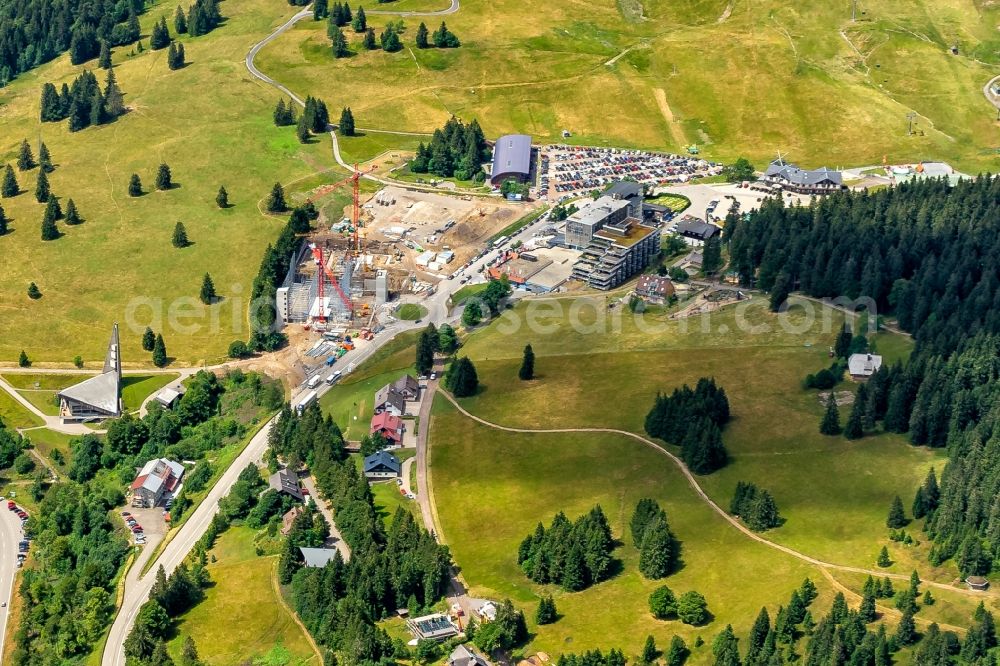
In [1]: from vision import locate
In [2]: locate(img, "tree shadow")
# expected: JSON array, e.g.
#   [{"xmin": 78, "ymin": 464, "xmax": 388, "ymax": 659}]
[{"xmin": 158, "ymin": 182, "xmax": 181, "ymax": 191}]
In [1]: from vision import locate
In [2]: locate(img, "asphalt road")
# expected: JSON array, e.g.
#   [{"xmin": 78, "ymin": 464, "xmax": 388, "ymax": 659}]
[{"xmin": 0, "ymin": 502, "xmax": 24, "ymax": 658}]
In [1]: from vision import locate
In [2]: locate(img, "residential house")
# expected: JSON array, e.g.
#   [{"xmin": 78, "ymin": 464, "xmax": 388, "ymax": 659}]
[
  {"xmin": 281, "ymin": 506, "xmax": 304, "ymax": 536},
  {"xmin": 131, "ymin": 458, "xmax": 184, "ymax": 507},
  {"xmin": 370, "ymin": 412, "xmax": 405, "ymax": 445},
  {"xmin": 450, "ymin": 645, "xmax": 490, "ymax": 666},
  {"xmin": 848, "ymin": 353, "xmax": 882, "ymax": 380},
  {"xmin": 635, "ymin": 275, "xmax": 675, "ymax": 305},
  {"xmin": 152, "ymin": 385, "xmax": 186, "ymax": 410},
  {"xmin": 363, "ymin": 450, "xmax": 402, "ymax": 479},
  {"xmin": 374, "ymin": 375, "xmax": 420, "ymax": 416},
  {"xmin": 966, "ymin": 576, "xmax": 989, "ymax": 591},
  {"xmin": 269, "ymin": 468, "xmax": 305, "ymax": 501},
  {"xmin": 476, "ymin": 601, "xmax": 499, "ymax": 622},
  {"xmin": 407, "ymin": 613, "xmax": 460, "ymax": 642}
]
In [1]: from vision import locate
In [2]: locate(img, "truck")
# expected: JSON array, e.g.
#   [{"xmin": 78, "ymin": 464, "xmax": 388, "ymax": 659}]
[
  {"xmin": 306, "ymin": 375, "xmax": 322, "ymax": 390},
  {"xmin": 326, "ymin": 370, "xmax": 343, "ymax": 385},
  {"xmin": 295, "ymin": 391, "xmax": 318, "ymax": 415},
  {"xmin": 325, "ymin": 355, "xmax": 337, "ymax": 367}
]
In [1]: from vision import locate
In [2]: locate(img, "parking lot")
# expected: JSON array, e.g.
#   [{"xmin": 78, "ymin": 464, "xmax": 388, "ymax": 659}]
[
  {"xmin": 119, "ymin": 504, "xmax": 168, "ymax": 547},
  {"xmin": 539, "ymin": 145, "xmax": 722, "ymax": 198},
  {"xmin": 655, "ymin": 182, "xmax": 814, "ymax": 223}
]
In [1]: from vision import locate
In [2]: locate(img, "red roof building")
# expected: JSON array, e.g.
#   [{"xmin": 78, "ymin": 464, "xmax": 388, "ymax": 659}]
[{"xmin": 370, "ymin": 412, "xmax": 404, "ymax": 444}]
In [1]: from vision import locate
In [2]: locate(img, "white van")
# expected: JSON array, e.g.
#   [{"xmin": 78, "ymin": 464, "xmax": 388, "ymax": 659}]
[
  {"xmin": 326, "ymin": 370, "xmax": 343, "ymax": 385},
  {"xmin": 307, "ymin": 375, "xmax": 321, "ymax": 390}
]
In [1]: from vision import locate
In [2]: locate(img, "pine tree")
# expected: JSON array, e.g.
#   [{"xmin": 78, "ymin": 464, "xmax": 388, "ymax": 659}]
[
  {"xmin": 172, "ymin": 222, "xmax": 189, "ymax": 248},
  {"xmin": 445, "ymin": 357, "xmax": 479, "ymax": 397},
  {"xmin": 41, "ymin": 212, "xmax": 59, "ymax": 241},
  {"xmin": 519, "ymin": 343, "xmax": 535, "ymax": 380},
  {"xmin": 819, "ymin": 393, "xmax": 841, "ymax": 435},
  {"xmin": 128, "ymin": 173, "xmax": 143, "ymax": 197},
  {"xmin": 666, "ymin": 636, "xmax": 687, "ymax": 666},
  {"xmin": 296, "ymin": 115, "xmax": 311, "ymax": 143},
  {"xmin": 156, "ymin": 163, "xmax": 173, "ymax": 190},
  {"xmin": 17, "ymin": 139, "xmax": 36, "ymax": 171},
  {"xmin": 638, "ymin": 516, "xmax": 677, "ymax": 579},
  {"xmin": 768, "ymin": 272, "xmax": 791, "ymax": 312},
  {"xmin": 415, "ymin": 22, "xmax": 429, "ymax": 48},
  {"xmin": 745, "ymin": 490, "xmax": 780, "ymax": 531},
  {"xmin": 216, "ymin": 185, "xmax": 229, "ymax": 208},
  {"xmin": 167, "ymin": 42, "xmax": 185, "ymax": 70},
  {"xmin": 104, "ymin": 69, "xmax": 125, "ymax": 118},
  {"xmin": 535, "ymin": 595, "xmax": 556, "ymax": 625},
  {"xmin": 43, "ymin": 196, "xmax": 62, "ymax": 223},
  {"xmin": 363, "ymin": 27, "xmax": 377, "ymax": 50},
  {"xmin": 175, "ymin": 6, "xmax": 188, "ymax": 34},
  {"xmin": 0, "ymin": 204, "xmax": 7, "ymax": 235},
  {"xmin": 180, "ymin": 636, "xmax": 200, "ymax": 666},
  {"xmin": 380, "ymin": 25, "xmax": 401, "ymax": 52},
  {"xmin": 266, "ymin": 182, "xmax": 287, "ymax": 212},
  {"xmin": 877, "ymin": 546, "xmax": 891, "ymax": 568},
  {"xmin": 142, "ymin": 327, "xmax": 156, "ymax": 351},
  {"xmin": 1, "ymin": 165, "xmax": 18, "ymax": 197},
  {"xmin": 99, "ymin": 40, "xmax": 113, "ymax": 69},
  {"xmin": 151, "ymin": 16, "xmax": 171, "ymax": 49},
  {"xmin": 352, "ymin": 6, "xmax": 366, "ymax": 32},
  {"xmin": 200, "ymin": 273, "xmax": 217, "ymax": 304},
  {"xmin": 152, "ymin": 334, "xmax": 168, "ymax": 367},
  {"xmin": 642, "ymin": 635, "xmax": 658, "ymax": 664},
  {"xmin": 859, "ymin": 587, "xmax": 877, "ymax": 622},
  {"xmin": 338, "ymin": 107, "xmax": 355, "ymax": 136},
  {"xmin": 18, "ymin": 351, "xmax": 30, "ymax": 368},
  {"xmin": 27, "ymin": 283, "xmax": 42, "ymax": 300},
  {"xmin": 34, "ymin": 169, "xmax": 50, "ymax": 203},
  {"xmin": 886, "ymin": 495, "xmax": 906, "ymax": 528},
  {"xmin": 844, "ymin": 384, "xmax": 866, "ymax": 439},
  {"xmin": 314, "ymin": 0, "xmax": 328, "ymax": 19},
  {"xmin": 331, "ymin": 27, "xmax": 349, "ymax": 57},
  {"xmin": 896, "ymin": 608, "xmax": 916, "ymax": 645},
  {"xmin": 39, "ymin": 143, "xmax": 53, "ymax": 173},
  {"xmin": 702, "ymin": 233, "xmax": 722, "ymax": 274}
]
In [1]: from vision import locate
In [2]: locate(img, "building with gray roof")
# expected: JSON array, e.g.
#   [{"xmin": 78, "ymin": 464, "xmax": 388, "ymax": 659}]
[
  {"xmin": 565, "ymin": 196, "xmax": 632, "ymax": 249},
  {"xmin": 131, "ymin": 458, "xmax": 184, "ymax": 507},
  {"xmin": 269, "ymin": 468, "xmax": 305, "ymax": 501},
  {"xmin": 363, "ymin": 450, "xmax": 402, "ymax": 479},
  {"xmin": 490, "ymin": 134, "xmax": 533, "ymax": 186},
  {"xmin": 58, "ymin": 323, "xmax": 122, "ymax": 422},
  {"xmin": 763, "ymin": 159, "xmax": 844, "ymax": 194},
  {"xmin": 299, "ymin": 547, "xmax": 341, "ymax": 568}
]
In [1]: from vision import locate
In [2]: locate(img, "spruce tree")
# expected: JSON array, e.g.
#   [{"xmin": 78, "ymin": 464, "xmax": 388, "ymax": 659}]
[
  {"xmin": 338, "ymin": 107, "xmax": 355, "ymax": 136},
  {"xmin": 27, "ymin": 283, "xmax": 42, "ymax": 300},
  {"xmin": 363, "ymin": 27, "xmax": 377, "ymax": 50},
  {"xmin": 155, "ymin": 163, "xmax": 173, "ymax": 190},
  {"xmin": 128, "ymin": 173, "xmax": 143, "ymax": 196},
  {"xmin": 535, "ymin": 595, "xmax": 556, "ymax": 625},
  {"xmin": 819, "ymin": 393, "xmax": 841, "ymax": 435},
  {"xmin": 266, "ymin": 182, "xmax": 287, "ymax": 212},
  {"xmin": 44, "ymin": 196, "xmax": 62, "ymax": 222},
  {"xmin": 167, "ymin": 42, "xmax": 185, "ymax": 70},
  {"xmin": 172, "ymin": 222, "xmax": 189, "ymax": 248},
  {"xmin": 200, "ymin": 273, "xmax": 217, "ymax": 304},
  {"xmin": 702, "ymin": 233, "xmax": 722, "ymax": 274},
  {"xmin": 39, "ymin": 143, "xmax": 53, "ymax": 173},
  {"xmin": 769, "ymin": 272, "xmax": 790, "ymax": 311},
  {"xmin": 415, "ymin": 22, "xmax": 429, "ymax": 48},
  {"xmin": 175, "ymin": 6, "xmax": 188, "ymax": 34},
  {"xmin": 18, "ymin": 351, "xmax": 30, "ymax": 368},
  {"xmin": 1, "ymin": 165, "xmax": 18, "ymax": 197},
  {"xmin": 896, "ymin": 607, "xmax": 917, "ymax": 645},
  {"xmin": 0, "ymin": 204, "xmax": 7, "ymax": 235},
  {"xmin": 844, "ymin": 384, "xmax": 866, "ymax": 439},
  {"xmin": 886, "ymin": 495, "xmax": 906, "ymax": 528},
  {"xmin": 380, "ymin": 25, "xmax": 401, "ymax": 52},
  {"xmin": 99, "ymin": 40, "xmax": 112, "ymax": 69},
  {"xmin": 746, "ymin": 489, "xmax": 780, "ymax": 531},
  {"xmin": 642, "ymin": 635, "xmax": 658, "ymax": 664},
  {"xmin": 519, "ymin": 343, "xmax": 535, "ymax": 380},
  {"xmin": 745, "ymin": 607, "xmax": 770, "ymax": 664},
  {"xmin": 17, "ymin": 139, "xmax": 36, "ymax": 171},
  {"xmin": 296, "ymin": 115, "xmax": 311, "ymax": 143},
  {"xmin": 103, "ymin": 69, "xmax": 125, "ymax": 118},
  {"xmin": 216, "ymin": 185, "xmax": 229, "ymax": 208},
  {"xmin": 859, "ymin": 587, "xmax": 877, "ymax": 622},
  {"xmin": 331, "ymin": 27, "xmax": 349, "ymax": 57},
  {"xmin": 446, "ymin": 357, "xmax": 479, "ymax": 397},
  {"xmin": 180, "ymin": 636, "xmax": 199, "ymax": 666},
  {"xmin": 142, "ymin": 327, "xmax": 156, "ymax": 351},
  {"xmin": 152, "ymin": 334, "xmax": 168, "ymax": 367},
  {"xmin": 151, "ymin": 16, "xmax": 171, "ymax": 49},
  {"xmin": 34, "ymin": 169, "xmax": 50, "ymax": 203},
  {"xmin": 40, "ymin": 213, "xmax": 59, "ymax": 241},
  {"xmin": 314, "ymin": 0, "xmax": 328, "ymax": 19},
  {"xmin": 352, "ymin": 6, "xmax": 366, "ymax": 32},
  {"xmin": 638, "ymin": 517, "xmax": 677, "ymax": 579},
  {"xmin": 877, "ymin": 545, "xmax": 891, "ymax": 568},
  {"xmin": 666, "ymin": 636, "xmax": 687, "ymax": 666}
]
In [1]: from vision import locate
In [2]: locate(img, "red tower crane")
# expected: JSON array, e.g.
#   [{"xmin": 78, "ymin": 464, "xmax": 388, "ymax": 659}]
[{"xmin": 310, "ymin": 243, "xmax": 352, "ymax": 322}]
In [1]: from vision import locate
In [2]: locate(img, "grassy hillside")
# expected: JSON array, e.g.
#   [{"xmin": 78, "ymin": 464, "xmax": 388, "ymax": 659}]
[
  {"xmin": 0, "ymin": 0, "xmax": 336, "ymax": 366},
  {"xmin": 255, "ymin": 0, "xmax": 1000, "ymax": 171}
]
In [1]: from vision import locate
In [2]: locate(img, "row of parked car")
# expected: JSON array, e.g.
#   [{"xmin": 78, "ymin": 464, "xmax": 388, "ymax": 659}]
[
  {"xmin": 5, "ymin": 499, "xmax": 29, "ymax": 567},
  {"xmin": 121, "ymin": 511, "xmax": 146, "ymax": 545}
]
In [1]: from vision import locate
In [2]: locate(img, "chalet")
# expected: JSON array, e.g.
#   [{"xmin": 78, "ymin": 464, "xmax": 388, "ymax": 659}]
[
  {"xmin": 152, "ymin": 384, "xmax": 186, "ymax": 410},
  {"xmin": 363, "ymin": 450, "xmax": 402, "ymax": 479},
  {"xmin": 476, "ymin": 601, "xmax": 499, "ymax": 622},
  {"xmin": 966, "ymin": 576, "xmax": 990, "ymax": 591},
  {"xmin": 407, "ymin": 613, "xmax": 460, "ymax": 642},
  {"xmin": 450, "ymin": 645, "xmax": 490, "ymax": 666},
  {"xmin": 762, "ymin": 159, "xmax": 844, "ymax": 195},
  {"xmin": 635, "ymin": 275, "xmax": 675, "ymax": 305},
  {"xmin": 269, "ymin": 468, "xmax": 305, "ymax": 502},
  {"xmin": 374, "ymin": 375, "xmax": 420, "ymax": 417},
  {"xmin": 299, "ymin": 547, "xmax": 340, "ymax": 568},
  {"xmin": 281, "ymin": 506, "xmax": 304, "ymax": 536},
  {"xmin": 370, "ymin": 412, "xmax": 404, "ymax": 445},
  {"xmin": 131, "ymin": 458, "xmax": 184, "ymax": 507},
  {"xmin": 848, "ymin": 353, "xmax": 882, "ymax": 380}
]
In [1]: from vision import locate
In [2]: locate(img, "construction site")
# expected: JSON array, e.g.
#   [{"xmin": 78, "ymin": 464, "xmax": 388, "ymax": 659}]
[{"xmin": 275, "ymin": 177, "xmax": 533, "ymax": 333}]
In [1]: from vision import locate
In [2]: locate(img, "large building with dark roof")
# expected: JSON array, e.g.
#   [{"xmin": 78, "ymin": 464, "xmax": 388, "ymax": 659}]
[
  {"xmin": 490, "ymin": 134, "xmax": 533, "ymax": 186},
  {"xmin": 762, "ymin": 159, "xmax": 844, "ymax": 195},
  {"xmin": 58, "ymin": 323, "xmax": 122, "ymax": 422}
]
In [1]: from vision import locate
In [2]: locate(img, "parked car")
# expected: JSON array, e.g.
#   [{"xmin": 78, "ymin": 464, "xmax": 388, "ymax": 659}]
[
  {"xmin": 121, "ymin": 511, "xmax": 131, "ymax": 517},
  {"xmin": 406, "ymin": 493, "xmax": 416, "ymax": 500},
  {"xmin": 396, "ymin": 478, "xmax": 403, "ymax": 486}
]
